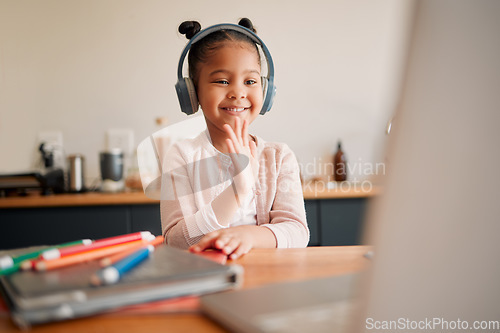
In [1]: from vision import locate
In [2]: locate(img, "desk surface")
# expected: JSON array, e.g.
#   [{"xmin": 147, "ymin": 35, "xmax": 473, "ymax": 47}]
[{"xmin": 0, "ymin": 246, "xmax": 370, "ymax": 333}]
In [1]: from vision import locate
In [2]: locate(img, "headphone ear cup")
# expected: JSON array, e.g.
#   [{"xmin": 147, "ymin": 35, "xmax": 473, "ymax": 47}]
[
  {"xmin": 260, "ymin": 76, "xmax": 275, "ymax": 115},
  {"xmin": 260, "ymin": 76, "xmax": 268, "ymax": 115},
  {"xmin": 175, "ymin": 77, "xmax": 199, "ymax": 115},
  {"xmin": 261, "ymin": 76, "xmax": 268, "ymax": 97},
  {"xmin": 185, "ymin": 78, "xmax": 199, "ymax": 114}
]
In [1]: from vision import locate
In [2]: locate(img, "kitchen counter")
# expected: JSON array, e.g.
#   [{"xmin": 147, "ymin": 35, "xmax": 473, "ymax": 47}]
[
  {"xmin": 0, "ymin": 184, "xmax": 379, "ymax": 209},
  {"xmin": 0, "ymin": 191, "xmax": 156, "ymax": 209}
]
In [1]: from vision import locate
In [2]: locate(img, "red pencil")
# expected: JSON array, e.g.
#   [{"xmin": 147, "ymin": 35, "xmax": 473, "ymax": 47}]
[{"xmin": 40, "ymin": 231, "xmax": 153, "ymax": 261}]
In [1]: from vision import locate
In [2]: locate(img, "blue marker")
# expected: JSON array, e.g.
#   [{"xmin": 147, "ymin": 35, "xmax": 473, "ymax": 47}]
[{"xmin": 90, "ymin": 245, "xmax": 154, "ymax": 286}]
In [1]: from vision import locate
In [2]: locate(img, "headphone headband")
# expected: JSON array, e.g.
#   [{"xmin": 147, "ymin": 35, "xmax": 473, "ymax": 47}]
[{"xmin": 175, "ymin": 23, "xmax": 276, "ymax": 115}]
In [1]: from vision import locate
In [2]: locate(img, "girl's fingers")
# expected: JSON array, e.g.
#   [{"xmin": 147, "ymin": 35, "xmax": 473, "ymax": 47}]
[
  {"xmin": 226, "ymin": 139, "xmax": 236, "ymax": 154},
  {"xmin": 229, "ymin": 242, "xmax": 252, "ymax": 260},
  {"xmin": 234, "ymin": 117, "xmax": 243, "ymax": 146},
  {"xmin": 242, "ymin": 119, "xmax": 249, "ymax": 148},
  {"xmin": 214, "ymin": 237, "xmax": 230, "ymax": 250},
  {"xmin": 189, "ymin": 232, "xmax": 219, "ymax": 252},
  {"xmin": 223, "ymin": 120, "xmax": 253, "ymax": 158},
  {"xmin": 222, "ymin": 238, "xmax": 241, "ymax": 255},
  {"xmin": 249, "ymin": 140, "xmax": 257, "ymax": 158},
  {"xmin": 224, "ymin": 124, "xmax": 241, "ymax": 151},
  {"xmin": 223, "ymin": 123, "xmax": 234, "ymax": 137}
]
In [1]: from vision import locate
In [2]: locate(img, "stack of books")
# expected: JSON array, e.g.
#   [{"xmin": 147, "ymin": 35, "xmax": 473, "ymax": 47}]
[{"xmin": 0, "ymin": 232, "xmax": 242, "ymax": 328}]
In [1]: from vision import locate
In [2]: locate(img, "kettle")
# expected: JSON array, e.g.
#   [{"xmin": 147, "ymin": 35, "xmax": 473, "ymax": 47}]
[{"xmin": 67, "ymin": 154, "xmax": 86, "ymax": 192}]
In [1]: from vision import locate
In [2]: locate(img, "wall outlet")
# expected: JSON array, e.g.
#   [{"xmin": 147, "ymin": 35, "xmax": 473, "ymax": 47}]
[
  {"xmin": 106, "ymin": 129, "xmax": 134, "ymax": 155},
  {"xmin": 38, "ymin": 131, "xmax": 63, "ymax": 148},
  {"xmin": 37, "ymin": 131, "xmax": 64, "ymax": 169}
]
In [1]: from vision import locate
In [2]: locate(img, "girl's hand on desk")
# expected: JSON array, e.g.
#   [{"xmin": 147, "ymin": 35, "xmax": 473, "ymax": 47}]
[
  {"xmin": 189, "ymin": 226, "xmax": 255, "ymax": 260},
  {"xmin": 189, "ymin": 225, "xmax": 277, "ymax": 260}
]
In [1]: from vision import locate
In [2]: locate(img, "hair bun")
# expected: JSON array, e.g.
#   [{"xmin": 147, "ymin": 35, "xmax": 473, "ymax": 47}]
[
  {"xmin": 238, "ymin": 18, "xmax": 257, "ymax": 33},
  {"xmin": 179, "ymin": 21, "xmax": 201, "ymax": 40}
]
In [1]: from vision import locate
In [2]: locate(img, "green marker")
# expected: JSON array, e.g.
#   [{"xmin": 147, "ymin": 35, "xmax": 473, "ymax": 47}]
[
  {"xmin": 0, "ymin": 239, "xmax": 92, "ymax": 275},
  {"xmin": 0, "ymin": 262, "xmax": 23, "ymax": 276}
]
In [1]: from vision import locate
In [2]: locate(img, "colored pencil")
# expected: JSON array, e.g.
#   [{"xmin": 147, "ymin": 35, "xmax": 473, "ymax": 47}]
[
  {"xmin": 0, "ymin": 239, "xmax": 92, "ymax": 272},
  {"xmin": 34, "ymin": 238, "xmax": 153, "ymax": 271},
  {"xmin": 99, "ymin": 235, "xmax": 164, "ymax": 267},
  {"xmin": 40, "ymin": 231, "xmax": 152, "ymax": 261},
  {"xmin": 90, "ymin": 245, "xmax": 154, "ymax": 286},
  {"xmin": 0, "ymin": 262, "xmax": 22, "ymax": 276}
]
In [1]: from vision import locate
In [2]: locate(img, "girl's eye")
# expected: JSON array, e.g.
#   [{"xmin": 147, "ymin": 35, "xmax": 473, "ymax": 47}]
[
  {"xmin": 245, "ymin": 79, "xmax": 257, "ymax": 85},
  {"xmin": 215, "ymin": 80, "xmax": 229, "ymax": 85}
]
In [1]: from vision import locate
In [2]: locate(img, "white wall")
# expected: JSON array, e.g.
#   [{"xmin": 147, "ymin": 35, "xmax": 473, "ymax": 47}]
[{"xmin": 0, "ymin": 0, "xmax": 414, "ymax": 184}]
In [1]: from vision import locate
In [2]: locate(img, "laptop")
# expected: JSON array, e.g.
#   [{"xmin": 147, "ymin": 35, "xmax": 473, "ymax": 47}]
[
  {"xmin": 202, "ymin": 274, "xmax": 360, "ymax": 333},
  {"xmin": 200, "ymin": 1, "xmax": 500, "ymax": 332}
]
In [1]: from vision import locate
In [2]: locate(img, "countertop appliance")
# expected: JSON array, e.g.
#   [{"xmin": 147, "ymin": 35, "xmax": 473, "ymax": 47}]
[
  {"xmin": 100, "ymin": 149, "xmax": 124, "ymax": 192},
  {"xmin": 0, "ymin": 170, "xmax": 65, "ymax": 197}
]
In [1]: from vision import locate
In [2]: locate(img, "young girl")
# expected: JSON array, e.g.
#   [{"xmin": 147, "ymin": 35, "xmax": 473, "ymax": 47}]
[{"xmin": 161, "ymin": 18, "xmax": 308, "ymax": 259}]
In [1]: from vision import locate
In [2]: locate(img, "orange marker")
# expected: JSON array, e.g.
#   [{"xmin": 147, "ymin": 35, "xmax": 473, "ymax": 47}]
[
  {"xmin": 34, "ymin": 237, "xmax": 155, "ymax": 271},
  {"xmin": 99, "ymin": 236, "xmax": 164, "ymax": 267},
  {"xmin": 40, "ymin": 231, "xmax": 153, "ymax": 261}
]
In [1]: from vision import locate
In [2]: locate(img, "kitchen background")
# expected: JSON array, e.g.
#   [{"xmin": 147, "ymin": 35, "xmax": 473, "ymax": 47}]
[{"xmin": 0, "ymin": 0, "xmax": 414, "ymax": 186}]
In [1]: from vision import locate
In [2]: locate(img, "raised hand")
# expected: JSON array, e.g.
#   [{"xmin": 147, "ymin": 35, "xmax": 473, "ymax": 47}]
[{"xmin": 223, "ymin": 118, "xmax": 259, "ymax": 196}]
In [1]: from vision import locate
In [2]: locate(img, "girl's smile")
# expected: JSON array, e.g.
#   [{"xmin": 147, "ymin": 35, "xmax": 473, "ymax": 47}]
[{"xmin": 220, "ymin": 106, "xmax": 251, "ymax": 114}]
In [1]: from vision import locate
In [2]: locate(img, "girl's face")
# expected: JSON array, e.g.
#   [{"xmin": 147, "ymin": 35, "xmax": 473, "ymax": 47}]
[{"xmin": 196, "ymin": 42, "xmax": 263, "ymax": 141}]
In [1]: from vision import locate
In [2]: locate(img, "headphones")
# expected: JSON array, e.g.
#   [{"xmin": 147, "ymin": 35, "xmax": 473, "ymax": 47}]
[{"xmin": 175, "ymin": 23, "xmax": 276, "ymax": 116}]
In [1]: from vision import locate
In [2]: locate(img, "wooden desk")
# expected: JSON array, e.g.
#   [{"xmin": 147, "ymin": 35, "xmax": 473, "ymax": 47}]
[{"xmin": 0, "ymin": 246, "xmax": 370, "ymax": 333}]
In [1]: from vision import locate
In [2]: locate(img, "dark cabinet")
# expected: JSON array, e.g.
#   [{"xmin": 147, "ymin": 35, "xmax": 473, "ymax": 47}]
[
  {"xmin": 0, "ymin": 204, "xmax": 161, "ymax": 250},
  {"xmin": 130, "ymin": 205, "xmax": 162, "ymax": 236},
  {"xmin": 305, "ymin": 200, "xmax": 320, "ymax": 246},
  {"xmin": 0, "ymin": 197, "xmax": 367, "ymax": 250},
  {"xmin": 306, "ymin": 198, "xmax": 368, "ymax": 246}
]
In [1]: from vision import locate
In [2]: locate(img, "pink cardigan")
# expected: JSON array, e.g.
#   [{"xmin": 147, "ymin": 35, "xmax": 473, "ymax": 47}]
[{"xmin": 160, "ymin": 130, "xmax": 309, "ymax": 249}]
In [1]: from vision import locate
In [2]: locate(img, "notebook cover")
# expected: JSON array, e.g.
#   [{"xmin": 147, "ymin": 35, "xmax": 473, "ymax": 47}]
[{"xmin": 0, "ymin": 245, "xmax": 242, "ymax": 328}]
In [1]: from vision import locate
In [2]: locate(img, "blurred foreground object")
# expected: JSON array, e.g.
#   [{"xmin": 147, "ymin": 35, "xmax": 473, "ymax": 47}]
[{"xmin": 358, "ymin": 0, "xmax": 500, "ymax": 330}]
